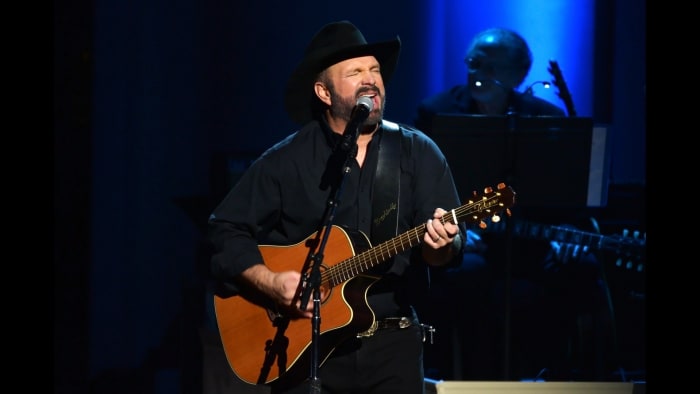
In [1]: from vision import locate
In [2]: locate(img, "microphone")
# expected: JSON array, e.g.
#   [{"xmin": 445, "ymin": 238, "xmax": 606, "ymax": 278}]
[
  {"xmin": 473, "ymin": 78, "xmax": 517, "ymax": 120},
  {"xmin": 339, "ymin": 96, "xmax": 374, "ymax": 152}
]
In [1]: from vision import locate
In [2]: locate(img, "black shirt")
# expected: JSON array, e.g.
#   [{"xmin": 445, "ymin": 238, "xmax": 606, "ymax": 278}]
[{"xmin": 209, "ymin": 118, "xmax": 463, "ymax": 318}]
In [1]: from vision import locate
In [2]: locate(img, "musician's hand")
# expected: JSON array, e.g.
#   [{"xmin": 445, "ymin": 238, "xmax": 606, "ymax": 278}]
[
  {"xmin": 544, "ymin": 241, "xmax": 589, "ymax": 271},
  {"xmin": 241, "ymin": 264, "xmax": 313, "ymax": 318},
  {"xmin": 425, "ymin": 208, "xmax": 460, "ymax": 247},
  {"xmin": 423, "ymin": 208, "xmax": 462, "ymax": 266},
  {"xmin": 274, "ymin": 270, "xmax": 314, "ymax": 318}
]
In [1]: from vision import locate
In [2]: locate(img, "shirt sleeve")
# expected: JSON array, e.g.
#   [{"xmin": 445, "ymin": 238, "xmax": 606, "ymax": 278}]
[
  {"xmin": 208, "ymin": 155, "xmax": 281, "ymax": 293},
  {"xmin": 401, "ymin": 126, "xmax": 466, "ymax": 267}
]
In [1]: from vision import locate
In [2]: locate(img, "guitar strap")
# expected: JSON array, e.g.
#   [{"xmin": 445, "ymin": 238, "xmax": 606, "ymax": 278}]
[
  {"xmin": 372, "ymin": 121, "xmax": 431, "ymax": 295},
  {"xmin": 371, "ymin": 120, "xmax": 401, "ymax": 245}
]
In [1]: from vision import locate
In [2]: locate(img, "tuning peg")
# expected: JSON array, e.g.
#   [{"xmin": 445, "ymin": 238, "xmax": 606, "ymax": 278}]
[
  {"xmin": 616, "ymin": 258, "xmax": 643, "ymax": 272},
  {"xmin": 491, "ymin": 214, "xmax": 501, "ymax": 223}
]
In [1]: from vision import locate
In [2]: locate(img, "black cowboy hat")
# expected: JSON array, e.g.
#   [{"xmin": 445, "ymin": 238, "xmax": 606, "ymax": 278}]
[{"xmin": 284, "ymin": 20, "xmax": 401, "ymax": 124}]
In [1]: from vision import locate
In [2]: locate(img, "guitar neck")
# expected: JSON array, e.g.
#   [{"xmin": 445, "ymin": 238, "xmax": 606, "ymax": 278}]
[
  {"xmin": 480, "ymin": 219, "xmax": 644, "ymax": 255},
  {"xmin": 324, "ymin": 184, "xmax": 515, "ymax": 288},
  {"xmin": 548, "ymin": 59, "xmax": 577, "ymax": 117}
]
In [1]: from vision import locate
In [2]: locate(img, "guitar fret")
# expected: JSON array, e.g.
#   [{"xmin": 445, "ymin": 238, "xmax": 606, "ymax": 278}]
[
  {"xmin": 357, "ymin": 255, "xmax": 372, "ymax": 274},
  {"xmin": 327, "ymin": 270, "xmax": 337, "ymax": 287},
  {"xmin": 372, "ymin": 248, "xmax": 382, "ymax": 264},
  {"xmin": 378, "ymin": 243, "xmax": 388, "ymax": 260}
]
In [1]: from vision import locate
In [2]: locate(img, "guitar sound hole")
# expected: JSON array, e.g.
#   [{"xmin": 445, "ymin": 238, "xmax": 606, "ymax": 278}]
[{"xmin": 318, "ymin": 284, "xmax": 331, "ymax": 304}]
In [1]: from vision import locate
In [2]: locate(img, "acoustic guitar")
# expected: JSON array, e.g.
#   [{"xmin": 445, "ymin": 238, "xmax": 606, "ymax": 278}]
[{"xmin": 213, "ymin": 183, "xmax": 515, "ymax": 387}]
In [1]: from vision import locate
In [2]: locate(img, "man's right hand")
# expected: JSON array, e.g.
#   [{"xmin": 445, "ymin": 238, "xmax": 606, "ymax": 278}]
[{"xmin": 242, "ymin": 264, "xmax": 313, "ymax": 318}]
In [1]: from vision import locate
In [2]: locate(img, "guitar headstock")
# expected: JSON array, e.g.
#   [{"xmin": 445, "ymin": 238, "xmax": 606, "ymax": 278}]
[
  {"xmin": 547, "ymin": 59, "xmax": 577, "ymax": 117},
  {"xmin": 610, "ymin": 229, "xmax": 646, "ymax": 272},
  {"xmin": 465, "ymin": 183, "xmax": 515, "ymax": 229}
]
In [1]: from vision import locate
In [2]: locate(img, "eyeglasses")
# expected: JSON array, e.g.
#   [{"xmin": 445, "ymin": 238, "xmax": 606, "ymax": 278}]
[{"xmin": 465, "ymin": 57, "xmax": 514, "ymax": 74}]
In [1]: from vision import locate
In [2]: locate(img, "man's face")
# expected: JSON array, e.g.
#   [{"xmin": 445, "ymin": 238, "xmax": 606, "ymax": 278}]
[
  {"xmin": 466, "ymin": 44, "xmax": 519, "ymax": 103},
  {"xmin": 323, "ymin": 56, "xmax": 385, "ymax": 125}
]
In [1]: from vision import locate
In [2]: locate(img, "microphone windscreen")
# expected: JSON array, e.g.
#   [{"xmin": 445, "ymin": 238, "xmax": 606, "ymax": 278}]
[{"xmin": 356, "ymin": 96, "xmax": 373, "ymax": 111}]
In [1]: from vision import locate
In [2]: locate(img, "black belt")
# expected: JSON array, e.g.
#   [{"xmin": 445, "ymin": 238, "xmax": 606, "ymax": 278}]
[{"xmin": 356, "ymin": 316, "xmax": 416, "ymax": 338}]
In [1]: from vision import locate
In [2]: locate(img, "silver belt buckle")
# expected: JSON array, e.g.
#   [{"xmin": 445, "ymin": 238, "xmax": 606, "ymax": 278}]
[
  {"xmin": 398, "ymin": 316, "xmax": 411, "ymax": 328},
  {"xmin": 357, "ymin": 316, "xmax": 413, "ymax": 338}
]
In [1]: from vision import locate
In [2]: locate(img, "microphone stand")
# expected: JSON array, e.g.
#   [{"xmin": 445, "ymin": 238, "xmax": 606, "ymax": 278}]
[
  {"xmin": 501, "ymin": 91, "xmax": 518, "ymax": 381},
  {"xmin": 298, "ymin": 126, "xmax": 362, "ymax": 394},
  {"xmin": 476, "ymin": 77, "xmax": 519, "ymax": 380}
]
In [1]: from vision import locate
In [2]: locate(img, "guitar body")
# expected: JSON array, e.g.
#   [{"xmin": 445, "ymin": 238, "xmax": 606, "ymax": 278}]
[{"xmin": 213, "ymin": 225, "xmax": 376, "ymax": 387}]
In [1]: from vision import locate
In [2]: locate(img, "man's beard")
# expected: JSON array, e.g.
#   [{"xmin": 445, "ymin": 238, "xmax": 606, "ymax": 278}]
[{"xmin": 330, "ymin": 90, "xmax": 384, "ymax": 128}]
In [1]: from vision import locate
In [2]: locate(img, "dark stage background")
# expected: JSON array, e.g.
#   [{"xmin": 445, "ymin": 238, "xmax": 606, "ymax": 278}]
[{"xmin": 54, "ymin": 1, "xmax": 646, "ymax": 393}]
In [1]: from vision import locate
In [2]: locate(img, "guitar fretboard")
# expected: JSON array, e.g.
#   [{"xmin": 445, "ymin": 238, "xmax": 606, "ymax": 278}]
[{"xmin": 487, "ymin": 220, "xmax": 604, "ymax": 247}]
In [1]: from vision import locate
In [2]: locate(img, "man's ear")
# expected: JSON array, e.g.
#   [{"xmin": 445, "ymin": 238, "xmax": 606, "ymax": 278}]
[{"xmin": 314, "ymin": 82, "xmax": 332, "ymax": 106}]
